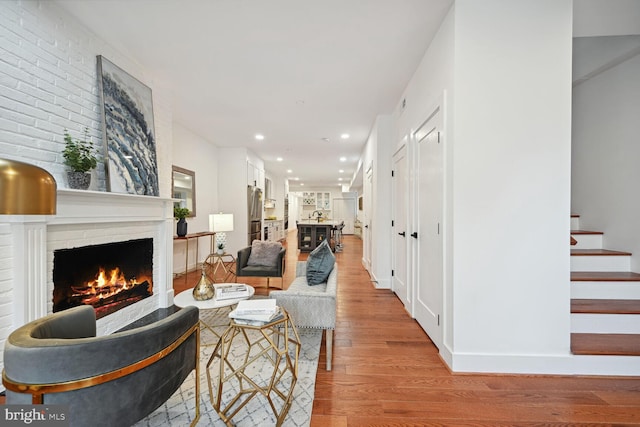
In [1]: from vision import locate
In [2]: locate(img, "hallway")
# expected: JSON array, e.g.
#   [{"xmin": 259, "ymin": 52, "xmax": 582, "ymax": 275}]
[{"xmin": 176, "ymin": 232, "xmax": 640, "ymax": 426}]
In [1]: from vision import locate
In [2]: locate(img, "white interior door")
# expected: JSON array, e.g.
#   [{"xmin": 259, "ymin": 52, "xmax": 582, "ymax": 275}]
[
  {"xmin": 363, "ymin": 165, "xmax": 373, "ymax": 270},
  {"xmin": 332, "ymin": 198, "xmax": 356, "ymax": 235},
  {"xmin": 413, "ymin": 108, "xmax": 443, "ymax": 349},
  {"xmin": 392, "ymin": 143, "xmax": 409, "ymax": 311}
]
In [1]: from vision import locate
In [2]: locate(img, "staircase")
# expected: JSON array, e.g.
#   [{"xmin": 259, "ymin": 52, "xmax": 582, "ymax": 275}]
[{"xmin": 570, "ymin": 214, "xmax": 640, "ymax": 361}]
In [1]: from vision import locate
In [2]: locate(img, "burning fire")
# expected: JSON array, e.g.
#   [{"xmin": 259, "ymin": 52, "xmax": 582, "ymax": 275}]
[{"xmin": 71, "ymin": 267, "xmax": 152, "ymax": 305}]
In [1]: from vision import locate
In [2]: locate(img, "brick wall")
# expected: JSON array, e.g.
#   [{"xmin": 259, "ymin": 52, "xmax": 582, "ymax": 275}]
[{"xmin": 0, "ymin": 0, "xmax": 173, "ymax": 193}]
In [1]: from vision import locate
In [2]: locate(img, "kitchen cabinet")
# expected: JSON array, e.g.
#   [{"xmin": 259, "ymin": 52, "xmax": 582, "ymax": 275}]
[
  {"xmin": 247, "ymin": 161, "xmax": 264, "ymax": 190},
  {"xmin": 297, "ymin": 222, "xmax": 333, "ymax": 252},
  {"xmin": 302, "ymin": 192, "xmax": 316, "ymax": 206},
  {"xmin": 316, "ymin": 192, "xmax": 331, "ymax": 210},
  {"xmin": 264, "ymin": 219, "xmax": 284, "ymax": 242}
]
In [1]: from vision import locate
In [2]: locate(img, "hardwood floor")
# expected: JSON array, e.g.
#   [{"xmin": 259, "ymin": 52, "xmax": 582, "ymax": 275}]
[
  {"xmin": 5, "ymin": 234, "xmax": 638, "ymax": 422},
  {"xmin": 178, "ymin": 232, "xmax": 640, "ymax": 426}
]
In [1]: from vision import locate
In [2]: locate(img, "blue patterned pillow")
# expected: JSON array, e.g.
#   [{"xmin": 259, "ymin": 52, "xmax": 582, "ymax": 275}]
[{"xmin": 306, "ymin": 240, "xmax": 335, "ymax": 285}]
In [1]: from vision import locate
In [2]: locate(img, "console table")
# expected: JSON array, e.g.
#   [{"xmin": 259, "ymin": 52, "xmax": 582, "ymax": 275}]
[{"xmin": 174, "ymin": 231, "xmax": 215, "ymax": 284}]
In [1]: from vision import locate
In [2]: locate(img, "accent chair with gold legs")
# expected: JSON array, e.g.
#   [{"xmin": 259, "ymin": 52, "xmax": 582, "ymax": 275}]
[
  {"xmin": 2, "ymin": 305, "xmax": 201, "ymax": 427},
  {"xmin": 236, "ymin": 240, "xmax": 286, "ymax": 289}
]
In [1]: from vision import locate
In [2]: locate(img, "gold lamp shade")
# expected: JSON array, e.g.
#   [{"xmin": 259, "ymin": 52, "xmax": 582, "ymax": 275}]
[{"xmin": 0, "ymin": 158, "xmax": 57, "ymax": 215}]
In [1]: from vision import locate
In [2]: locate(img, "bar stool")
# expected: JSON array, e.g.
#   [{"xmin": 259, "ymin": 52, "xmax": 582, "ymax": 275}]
[{"xmin": 334, "ymin": 221, "xmax": 345, "ymax": 252}]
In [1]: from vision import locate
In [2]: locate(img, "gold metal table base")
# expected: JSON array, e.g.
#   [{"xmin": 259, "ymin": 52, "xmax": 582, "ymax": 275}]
[
  {"xmin": 206, "ymin": 310, "xmax": 300, "ymax": 426},
  {"xmin": 203, "ymin": 253, "xmax": 236, "ymax": 283}
]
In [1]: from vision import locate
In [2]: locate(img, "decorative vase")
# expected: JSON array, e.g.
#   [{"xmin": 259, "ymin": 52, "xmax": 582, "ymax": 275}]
[
  {"xmin": 217, "ymin": 248, "xmax": 224, "ymax": 255},
  {"xmin": 67, "ymin": 171, "xmax": 91, "ymax": 190},
  {"xmin": 192, "ymin": 269, "xmax": 214, "ymax": 301},
  {"xmin": 176, "ymin": 218, "xmax": 188, "ymax": 237}
]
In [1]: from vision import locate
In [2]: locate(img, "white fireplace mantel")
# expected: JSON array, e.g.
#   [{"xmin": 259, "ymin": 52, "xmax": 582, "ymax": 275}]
[{"xmin": 3, "ymin": 189, "xmax": 176, "ymax": 331}]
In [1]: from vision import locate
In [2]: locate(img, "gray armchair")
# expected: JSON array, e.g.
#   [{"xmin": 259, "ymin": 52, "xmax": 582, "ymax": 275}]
[
  {"xmin": 2, "ymin": 305, "xmax": 200, "ymax": 427},
  {"xmin": 236, "ymin": 245, "xmax": 286, "ymax": 288}
]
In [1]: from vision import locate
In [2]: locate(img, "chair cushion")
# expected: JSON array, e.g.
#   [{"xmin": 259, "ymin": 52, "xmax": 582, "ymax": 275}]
[
  {"xmin": 247, "ymin": 240, "xmax": 282, "ymax": 267},
  {"xmin": 306, "ymin": 240, "xmax": 335, "ymax": 285}
]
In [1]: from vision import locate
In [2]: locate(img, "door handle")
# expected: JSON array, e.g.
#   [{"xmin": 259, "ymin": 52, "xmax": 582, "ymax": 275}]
[
  {"xmin": 411, "ymin": 232, "xmax": 418, "ymax": 239},
  {"xmin": 365, "ymin": 225, "xmax": 369, "ymax": 228},
  {"xmin": 398, "ymin": 231, "xmax": 406, "ymax": 237}
]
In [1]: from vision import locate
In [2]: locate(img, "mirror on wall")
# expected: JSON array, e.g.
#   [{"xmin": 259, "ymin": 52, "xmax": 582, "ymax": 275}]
[{"xmin": 172, "ymin": 166, "xmax": 196, "ymax": 217}]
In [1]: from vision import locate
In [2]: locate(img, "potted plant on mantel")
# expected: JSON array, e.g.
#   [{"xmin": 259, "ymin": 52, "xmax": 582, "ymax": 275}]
[
  {"xmin": 174, "ymin": 206, "xmax": 190, "ymax": 237},
  {"xmin": 62, "ymin": 128, "xmax": 98, "ymax": 190}
]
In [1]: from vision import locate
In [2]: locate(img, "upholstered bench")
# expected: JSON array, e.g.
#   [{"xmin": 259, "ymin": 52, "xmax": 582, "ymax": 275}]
[{"xmin": 270, "ymin": 260, "xmax": 337, "ymax": 370}]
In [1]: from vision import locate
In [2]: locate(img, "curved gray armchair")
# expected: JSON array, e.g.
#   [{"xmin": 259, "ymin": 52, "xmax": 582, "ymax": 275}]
[
  {"xmin": 236, "ymin": 245, "xmax": 286, "ymax": 289},
  {"xmin": 2, "ymin": 305, "xmax": 200, "ymax": 427}
]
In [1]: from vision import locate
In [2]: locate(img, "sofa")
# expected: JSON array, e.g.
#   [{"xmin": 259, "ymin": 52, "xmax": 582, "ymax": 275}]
[
  {"xmin": 2, "ymin": 305, "xmax": 201, "ymax": 427},
  {"xmin": 269, "ymin": 260, "xmax": 337, "ymax": 370}
]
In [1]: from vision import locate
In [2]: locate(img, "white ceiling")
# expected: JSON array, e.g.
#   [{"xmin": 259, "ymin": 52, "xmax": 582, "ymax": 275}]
[
  {"xmin": 53, "ymin": 0, "xmax": 640, "ymax": 191},
  {"xmin": 54, "ymin": 0, "xmax": 454, "ymax": 190}
]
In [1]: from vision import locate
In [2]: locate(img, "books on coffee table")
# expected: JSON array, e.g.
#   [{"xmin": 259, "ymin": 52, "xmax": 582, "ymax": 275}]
[
  {"xmin": 229, "ymin": 299, "xmax": 283, "ymax": 325},
  {"xmin": 215, "ymin": 284, "xmax": 250, "ymax": 300}
]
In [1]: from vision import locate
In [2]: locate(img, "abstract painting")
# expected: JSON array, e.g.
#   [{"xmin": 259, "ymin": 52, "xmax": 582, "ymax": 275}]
[{"xmin": 97, "ymin": 55, "xmax": 159, "ymax": 196}]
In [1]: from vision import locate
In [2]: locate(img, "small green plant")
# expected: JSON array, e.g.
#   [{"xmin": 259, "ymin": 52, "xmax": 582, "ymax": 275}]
[
  {"xmin": 174, "ymin": 206, "xmax": 190, "ymax": 220},
  {"xmin": 217, "ymin": 242, "xmax": 225, "ymax": 251},
  {"xmin": 62, "ymin": 128, "xmax": 98, "ymax": 173}
]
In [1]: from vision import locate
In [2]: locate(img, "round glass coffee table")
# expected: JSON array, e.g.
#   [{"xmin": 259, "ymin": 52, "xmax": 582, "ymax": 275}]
[{"xmin": 174, "ymin": 283, "xmax": 255, "ymax": 344}]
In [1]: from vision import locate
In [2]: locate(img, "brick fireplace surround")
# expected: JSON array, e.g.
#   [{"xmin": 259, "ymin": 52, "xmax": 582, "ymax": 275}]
[{"xmin": 0, "ymin": 189, "xmax": 176, "ymax": 374}]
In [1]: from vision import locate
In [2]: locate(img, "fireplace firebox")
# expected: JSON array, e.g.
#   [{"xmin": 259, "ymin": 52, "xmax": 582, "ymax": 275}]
[{"xmin": 53, "ymin": 238, "xmax": 153, "ymax": 319}]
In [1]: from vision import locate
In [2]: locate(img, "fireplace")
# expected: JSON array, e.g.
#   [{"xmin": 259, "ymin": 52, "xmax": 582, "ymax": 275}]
[{"xmin": 53, "ymin": 238, "xmax": 154, "ymax": 319}]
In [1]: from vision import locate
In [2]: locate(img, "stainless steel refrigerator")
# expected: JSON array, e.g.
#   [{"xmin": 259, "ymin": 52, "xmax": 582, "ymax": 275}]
[{"xmin": 247, "ymin": 185, "xmax": 262, "ymax": 245}]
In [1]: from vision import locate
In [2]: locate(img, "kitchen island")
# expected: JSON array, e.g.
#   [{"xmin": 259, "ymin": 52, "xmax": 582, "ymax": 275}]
[{"xmin": 297, "ymin": 220, "xmax": 339, "ymax": 252}]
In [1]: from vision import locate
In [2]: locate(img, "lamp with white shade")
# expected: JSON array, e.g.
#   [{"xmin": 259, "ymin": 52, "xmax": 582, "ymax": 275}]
[{"xmin": 209, "ymin": 213, "xmax": 234, "ymax": 254}]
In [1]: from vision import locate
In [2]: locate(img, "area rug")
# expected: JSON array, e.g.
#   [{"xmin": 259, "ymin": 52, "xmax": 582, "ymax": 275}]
[{"xmin": 133, "ymin": 307, "xmax": 322, "ymax": 427}]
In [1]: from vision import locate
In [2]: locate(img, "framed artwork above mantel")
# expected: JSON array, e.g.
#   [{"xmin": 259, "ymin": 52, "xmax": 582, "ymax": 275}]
[{"xmin": 97, "ymin": 55, "xmax": 159, "ymax": 197}]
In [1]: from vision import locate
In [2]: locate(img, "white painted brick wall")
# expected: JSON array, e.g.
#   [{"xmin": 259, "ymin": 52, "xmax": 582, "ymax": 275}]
[{"xmin": 0, "ymin": 0, "xmax": 173, "ymax": 196}]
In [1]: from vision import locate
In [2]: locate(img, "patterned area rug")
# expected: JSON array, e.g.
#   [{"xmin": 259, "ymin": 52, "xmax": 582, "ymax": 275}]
[{"xmin": 133, "ymin": 307, "xmax": 322, "ymax": 427}]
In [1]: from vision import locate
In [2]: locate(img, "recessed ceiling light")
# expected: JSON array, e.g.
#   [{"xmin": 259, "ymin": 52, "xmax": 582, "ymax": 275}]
[
  {"xmin": 339, "ymin": 157, "xmax": 347, "ymax": 162},
  {"xmin": 276, "ymin": 157, "xmax": 283, "ymax": 162},
  {"xmin": 300, "ymin": 183, "xmax": 304, "ymax": 186},
  {"xmin": 287, "ymin": 169, "xmax": 293, "ymax": 174},
  {"xmin": 340, "ymin": 133, "xmax": 350, "ymax": 139},
  {"xmin": 294, "ymin": 177, "xmax": 299, "ymax": 181},
  {"xmin": 339, "ymin": 169, "xmax": 344, "ymax": 173},
  {"xmin": 255, "ymin": 134, "xmax": 265, "ymax": 140},
  {"xmin": 338, "ymin": 178, "xmax": 343, "ymax": 181}
]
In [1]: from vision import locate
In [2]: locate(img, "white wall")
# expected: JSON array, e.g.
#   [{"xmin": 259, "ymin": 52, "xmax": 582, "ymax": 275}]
[
  {"xmin": 0, "ymin": 0, "xmax": 173, "ymax": 198},
  {"xmin": 394, "ymin": 5, "xmax": 455, "ymax": 355},
  {"xmin": 451, "ymin": 0, "xmax": 573, "ymax": 372},
  {"xmin": 572, "ymin": 38, "xmax": 640, "ymax": 271},
  {"xmin": 360, "ymin": 115, "xmax": 393, "ymax": 289},
  {"xmin": 172, "ymin": 123, "xmax": 219, "ymax": 273}
]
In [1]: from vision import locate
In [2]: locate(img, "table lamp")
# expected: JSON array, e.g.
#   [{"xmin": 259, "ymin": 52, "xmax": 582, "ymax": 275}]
[{"xmin": 209, "ymin": 213, "xmax": 234, "ymax": 253}]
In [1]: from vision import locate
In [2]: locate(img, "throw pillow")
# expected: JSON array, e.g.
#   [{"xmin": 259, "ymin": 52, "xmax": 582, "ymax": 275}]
[
  {"xmin": 247, "ymin": 240, "xmax": 282, "ymax": 267},
  {"xmin": 306, "ymin": 239, "xmax": 335, "ymax": 285}
]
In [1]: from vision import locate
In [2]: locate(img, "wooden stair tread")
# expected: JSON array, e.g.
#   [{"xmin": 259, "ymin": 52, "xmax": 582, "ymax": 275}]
[
  {"xmin": 571, "ymin": 333, "xmax": 640, "ymax": 356},
  {"xmin": 570, "ymin": 229, "xmax": 603, "ymax": 235},
  {"xmin": 571, "ymin": 299, "xmax": 640, "ymax": 314},
  {"xmin": 570, "ymin": 249, "xmax": 632, "ymax": 256},
  {"xmin": 571, "ymin": 271, "xmax": 640, "ymax": 281}
]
